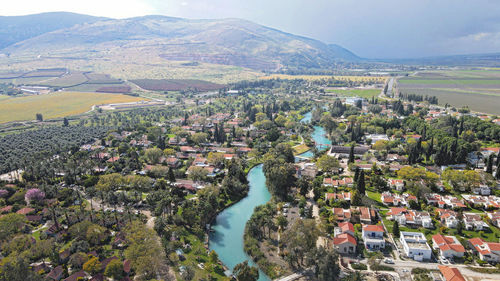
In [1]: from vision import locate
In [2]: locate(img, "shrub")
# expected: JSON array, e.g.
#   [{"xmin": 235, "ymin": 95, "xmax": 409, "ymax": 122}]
[{"xmin": 351, "ymin": 263, "xmax": 367, "ymax": 270}]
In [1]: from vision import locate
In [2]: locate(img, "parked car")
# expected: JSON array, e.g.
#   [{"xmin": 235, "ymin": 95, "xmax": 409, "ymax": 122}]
[{"xmin": 384, "ymin": 258, "xmax": 394, "ymax": 264}]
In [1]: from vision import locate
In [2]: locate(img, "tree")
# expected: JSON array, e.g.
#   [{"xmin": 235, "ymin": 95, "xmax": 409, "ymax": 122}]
[
  {"xmin": 168, "ymin": 168, "xmax": 176, "ymax": 182},
  {"xmin": 0, "ymin": 213, "xmax": 26, "ymax": 240},
  {"xmin": 357, "ymin": 170, "xmax": 365, "ymax": 195},
  {"xmin": 124, "ymin": 221, "xmax": 163, "ymax": 279},
  {"xmin": 348, "ymin": 145, "xmax": 355, "ymax": 164},
  {"xmin": 233, "ymin": 261, "xmax": 259, "ymax": 281},
  {"xmin": 0, "ymin": 256, "xmax": 42, "ymax": 281},
  {"xmin": 35, "ymin": 113, "xmax": 43, "ymax": 121},
  {"xmin": 372, "ymin": 140, "xmax": 389, "ymax": 151},
  {"xmin": 314, "ymin": 247, "xmax": 340, "ymax": 281},
  {"xmin": 283, "ymin": 219, "xmax": 319, "ymax": 268},
  {"xmin": 209, "ymin": 250, "xmax": 219, "ymax": 263},
  {"xmin": 63, "ymin": 117, "xmax": 69, "ymax": 126},
  {"xmin": 25, "ymin": 188, "xmax": 45, "ymax": 204},
  {"xmin": 188, "ymin": 166, "xmax": 208, "ymax": 182},
  {"xmin": 263, "ymin": 159, "xmax": 296, "ymax": 201},
  {"xmin": 86, "ymin": 224, "xmax": 108, "ymax": 245},
  {"xmin": 104, "ymin": 259, "xmax": 124, "ymax": 280},
  {"xmin": 368, "ymin": 252, "xmax": 384, "ymax": 272},
  {"xmin": 69, "ymin": 252, "xmax": 88, "ymax": 270},
  {"xmin": 486, "ymin": 154, "xmax": 494, "ymax": 174},
  {"xmin": 351, "ymin": 190, "xmax": 362, "ymax": 206},
  {"xmin": 317, "ymin": 154, "xmax": 340, "ymax": 174},
  {"xmin": 393, "ymin": 221, "xmax": 400, "ymax": 238},
  {"xmin": 144, "ymin": 148, "xmax": 163, "ymax": 164},
  {"xmin": 83, "ymin": 256, "xmax": 102, "ymax": 275},
  {"xmin": 191, "ymin": 132, "xmax": 208, "ymax": 145}
]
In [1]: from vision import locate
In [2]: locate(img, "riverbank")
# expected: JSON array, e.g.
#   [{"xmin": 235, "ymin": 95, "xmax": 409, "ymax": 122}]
[{"xmin": 209, "ymin": 164, "xmax": 272, "ymax": 281}]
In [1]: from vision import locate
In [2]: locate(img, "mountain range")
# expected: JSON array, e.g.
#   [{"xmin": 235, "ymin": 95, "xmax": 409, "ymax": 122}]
[{"xmin": 0, "ymin": 12, "xmax": 359, "ymax": 71}]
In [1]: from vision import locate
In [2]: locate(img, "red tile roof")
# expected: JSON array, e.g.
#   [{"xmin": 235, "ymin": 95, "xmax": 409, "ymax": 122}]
[
  {"xmin": 438, "ymin": 266, "xmax": 466, "ymax": 281},
  {"xmin": 363, "ymin": 224, "xmax": 384, "ymax": 232},
  {"xmin": 333, "ymin": 233, "xmax": 356, "ymax": 245}
]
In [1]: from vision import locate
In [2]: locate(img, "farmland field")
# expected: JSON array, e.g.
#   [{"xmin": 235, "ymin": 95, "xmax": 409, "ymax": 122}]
[
  {"xmin": 397, "ymin": 69, "xmax": 500, "ymax": 115},
  {"xmin": 130, "ymin": 79, "xmax": 225, "ymax": 91},
  {"xmin": 260, "ymin": 74, "xmax": 388, "ymax": 84},
  {"xmin": 38, "ymin": 72, "xmax": 88, "ymax": 87},
  {"xmin": 0, "ymin": 92, "xmax": 145, "ymax": 123},
  {"xmin": 326, "ymin": 88, "xmax": 381, "ymax": 98}
]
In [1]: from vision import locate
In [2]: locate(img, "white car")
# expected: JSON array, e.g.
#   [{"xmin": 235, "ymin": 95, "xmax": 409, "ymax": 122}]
[{"xmin": 384, "ymin": 258, "xmax": 394, "ymax": 264}]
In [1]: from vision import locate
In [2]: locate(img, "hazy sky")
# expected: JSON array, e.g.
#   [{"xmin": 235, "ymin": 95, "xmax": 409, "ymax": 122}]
[{"xmin": 2, "ymin": 0, "xmax": 500, "ymax": 58}]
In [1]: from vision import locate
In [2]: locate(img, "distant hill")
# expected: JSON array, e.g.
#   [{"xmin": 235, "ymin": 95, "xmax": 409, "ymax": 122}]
[
  {"xmin": 0, "ymin": 12, "xmax": 106, "ymax": 49},
  {"xmin": 1, "ymin": 13, "xmax": 360, "ymax": 71}
]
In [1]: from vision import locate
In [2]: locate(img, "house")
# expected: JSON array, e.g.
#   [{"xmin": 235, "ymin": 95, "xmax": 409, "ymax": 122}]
[
  {"xmin": 63, "ymin": 271, "xmax": 88, "ymax": 281},
  {"xmin": 388, "ymin": 179, "xmax": 405, "ymax": 191},
  {"xmin": 400, "ymin": 232, "xmax": 432, "ymax": 261},
  {"xmin": 46, "ymin": 265, "xmax": 64, "ymax": 281},
  {"xmin": 323, "ymin": 178, "xmax": 354, "ymax": 187},
  {"xmin": 436, "ymin": 209, "xmax": 459, "ymax": 228},
  {"xmin": 463, "ymin": 213, "xmax": 489, "ymax": 231},
  {"xmin": 469, "ymin": 237, "xmax": 500, "ymax": 263},
  {"xmin": 16, "ymin": 207, "xmax": 35, "ymax": 215},
  {"xmin": 487, "ymin": 211, "xmax": 500, "ymax": 227},
  {"xmin": 432, "ymin": 234, "xmax": 465, "ymax": 259},
  {"xmin": 166, "ymin": 157, "xmax": 181, "ymax": 168},
  {"xmin": 425, "ymin": 194, "xmax": 466, "ymax": 209},
  {"xmin": 473, "ymin": 185, "xmax": 491, "ymax": 196},
  {"xmin": 333, "ymin": 208, "xmax": 351, "ymax": 222},
  {"xmin": 333, "ymin": 233, "xmax": 357, "ymax": 255},
  {"xmin": 334, "ymin": 222, "xmax": 355, "ymax": 237},
  {"xmin": 297, "ymin": 163, "xmax": 318, "ymax": 178},
  {"xmin": 329, "ymin": 145, "xmax": 369, "ymax": 157},
  {"xmin": 386, "ymin": 208, "xmax": 433, "ymax": 228},
  {"xmin": 438, "ymin": 266, "xmax": 466, "ymax": 281},
  {"xmin": 381, "ymin": 192, "xmax": 417, "ymax": 207},
  {"xmin": 325, "ymin": 192, "xmax": 351, "ymax": 202},
  {"xmin": 362, "ymin": 224, "xmax": 385, "ymax": 251},
  {"xmin": 462, "ymin": 194, "xmax": 500, "ymax": 209},
  {"xmin": 358, "ymin": 207, "xmax": 377, "ymax": 224}
]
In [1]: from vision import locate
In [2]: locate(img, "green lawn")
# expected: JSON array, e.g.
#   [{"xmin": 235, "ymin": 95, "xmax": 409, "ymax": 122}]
[
  {"xmin": 381, "ymin": 214, "xmax": 500, "ymax": 243},
  {"xmin": 176, "ymin": 234, "xmax": 229, "ymax": 281}
]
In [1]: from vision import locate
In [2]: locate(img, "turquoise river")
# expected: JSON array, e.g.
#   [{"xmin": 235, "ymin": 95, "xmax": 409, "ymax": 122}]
[{"xmin": 208, "ymin": 111, "xmax": 329, "ymax": 281}]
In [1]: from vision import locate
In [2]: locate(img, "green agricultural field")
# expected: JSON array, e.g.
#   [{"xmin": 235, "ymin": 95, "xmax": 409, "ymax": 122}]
[
  {"xmin": 0, "ymin": 92, "xmax": 145, "ymax": 123},
  {"xmin": 326, "ymin": 88, "xmax": 381, "ymax": 98},
  {"xmin": 398, "ymin": 69, "xmax": 500, "ymax": 115}
]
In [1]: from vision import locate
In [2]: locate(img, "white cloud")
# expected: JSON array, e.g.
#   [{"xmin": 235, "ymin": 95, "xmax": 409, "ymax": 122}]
[{"xmin": 0, "ymin": 0, "xmax": 156, "ymax": 18}]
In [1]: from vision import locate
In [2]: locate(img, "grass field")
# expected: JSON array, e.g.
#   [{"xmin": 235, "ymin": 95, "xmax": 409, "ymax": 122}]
[
  {"xmin": 398, "ymin": 69, "xmax": 500, "ymax": 115},
  {"xmin": 130, "ymin": 79, "xmax": 225, "ymax": 91},
  {"xmin": 326, "ymin": 88, "xmax": 381, "ymax": 98},
  {"xmin": 0, "ymin": 92, "xmax": 145, "ymax": 123}
]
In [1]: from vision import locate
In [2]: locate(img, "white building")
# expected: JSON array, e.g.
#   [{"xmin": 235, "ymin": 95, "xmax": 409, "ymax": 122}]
[
  {"xmin": 400, "ymin": 232, "xmax": 432, "ymax": 261},
  {"xmin": 362, "ymin": 225, "xmax": 385, "ymax": 251}
]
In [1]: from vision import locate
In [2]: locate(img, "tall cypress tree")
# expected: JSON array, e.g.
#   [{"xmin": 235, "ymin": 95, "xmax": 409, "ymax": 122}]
[
  {"xmin": 354, "ymin": 167, "xmax": 360, "ymax": 183},
  {"xmin": 357, "ymin": 170, "xmax": 366, "ymax": 195},
  {"xmin": 348, "ymin": 145, "xmax": 355, "ymax": 164},
  {"xmin": 393, "ymin": 221, "xmax": 400, "ymax": 238},
  {"xmin": 486, "ymin": 154, "xmax": 494, "ymax": 174}
]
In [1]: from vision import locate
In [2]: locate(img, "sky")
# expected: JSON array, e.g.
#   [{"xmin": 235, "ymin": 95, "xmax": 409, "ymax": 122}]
[{"xmin": 2, "ymin": 0, "xmax": 500, "ymax": 59}]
